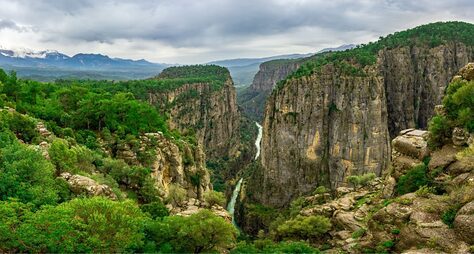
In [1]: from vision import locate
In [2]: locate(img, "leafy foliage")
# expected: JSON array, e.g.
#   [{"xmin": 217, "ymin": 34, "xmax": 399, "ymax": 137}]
[
  {"xmin": 0, "ymin": 139, "xmax": 59, "ymax": 207},
  {"xmin": 276, "ymin": 215, "xmax": 331, "ymax": 240},
  {"xmin": 231, "ymin": 239, "xmax": 320, "ymax": 254},
  {"xmin": 396, "ymin": 164, "xmax": 430, "ymax": 195},
  {"xmin": 146, "ymin": 209, "xmax": 237, "ymax": 253},
  {"xmin": 1, "ymin": 197, "xmax": 149, "ymax": 253},
  {"xmin": 204, "ymin": 190, "xmax": 226, "ymax": 207}
]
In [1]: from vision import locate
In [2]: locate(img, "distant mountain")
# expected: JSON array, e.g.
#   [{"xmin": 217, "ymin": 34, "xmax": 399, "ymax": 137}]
[
  {"xmin": 317, "ymin": 44, "xmax": 356, "ymax": 53},
  {"xmin": 208, "ymin": 53, "xmax": 313, "ymax": 68},
  {"xmin": 0, "ymin": 47, "xmax": 171, "ymax": 81},
  {"xmin": 208, "ymin": 53, "xmax": 313, "ymax": 86}
]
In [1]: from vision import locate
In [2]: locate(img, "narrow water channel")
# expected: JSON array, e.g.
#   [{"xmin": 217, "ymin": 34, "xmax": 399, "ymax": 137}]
[{"xmin": 227, "ymin": 122, "xmax": 263, "ymax": 226}]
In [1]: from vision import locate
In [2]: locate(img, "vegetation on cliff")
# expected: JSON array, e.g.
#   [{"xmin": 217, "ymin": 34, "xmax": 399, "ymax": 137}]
[{"xmin": 277, "ymin": 21, "xmax": 474, "ymax": 90}]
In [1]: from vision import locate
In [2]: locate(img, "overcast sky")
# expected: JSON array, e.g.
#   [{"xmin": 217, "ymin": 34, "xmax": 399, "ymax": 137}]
[{"xmin": 1, "ymin": 0, "xmax": 474, "ymax": 64}]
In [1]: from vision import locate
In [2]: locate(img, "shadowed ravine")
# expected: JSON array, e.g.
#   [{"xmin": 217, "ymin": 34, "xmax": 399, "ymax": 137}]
[{"xmin": 227, "ymin": 122, "xmax": 263, "ymax": 226}]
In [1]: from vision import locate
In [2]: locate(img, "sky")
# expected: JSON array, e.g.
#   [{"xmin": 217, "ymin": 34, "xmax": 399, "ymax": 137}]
[{"xmin": 1, "ymin": 0, "xmax": 474, "ymax": 64}]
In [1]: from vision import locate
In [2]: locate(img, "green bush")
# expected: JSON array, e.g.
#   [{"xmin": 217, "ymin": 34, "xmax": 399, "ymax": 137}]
[
  {"xmin": 166, "ymin": 184, "xmax": 187, "ymax": 206},
  {"xmin": 441, "ymin": 207, "xmax": 459, "ymax": 228},
  {"xmin": 415, "ymin": 185, "xmax": 436, "ymax": 197},
  {"xmin": 140, "ymin": 200, "xmax": 169, "ymax": 219},
  {"xmin": 49, "ymin": 138, "xmax": 77, "ymax": 174},
  {"xmin": 0, "ymin": 141, "xmax": 59, "ymax": 207},
  {"xmin": 396, "ymin": 164, "xmax": 430, "ymax": 195},
  {"xmin": 204, "ymin": 190, "xmax": 226, "ymax": 207},
  {"xmin": 313, "ymin": 186, "xmax": 328, "ymax": 195},
  {"xmin": 428, "ymin": 115, "xmax": 451, "ymax": 148},
  {"xmin": 15, "ymin": 197, "xmax": 149, "ymax": 253},
  {"xmin": 146, "ymin": 209, "xmax": 237, "ymax": 253},
  {"xmin": 347, "ymin": 173, "xmax": 376, "ymax": 189},
  {"xmin": 231, "ymin": 240, "xmax": 320, "ymax": 254},
  {"xmin": 352, "ymin": 228, "xmax": 366, "ymax": 239},
  {"xmin": 276, "ymin": 215, "xmax": 331, "ymax": 240}
]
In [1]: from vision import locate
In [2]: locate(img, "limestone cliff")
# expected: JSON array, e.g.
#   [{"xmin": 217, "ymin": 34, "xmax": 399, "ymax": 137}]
[
  {"xmin": 115, "ymin": 132, "xmax": 211, "ymax": 200},
  {"xmin": 239, "ymin": 59, "xmax": 302, "ymax": 121},
  {"xmin": 380, "ymin": 43, "xmax": 474, "ymax": 137},
  {"xmin": 248, "ymin": 25, "xmax": 474, "ymax": 208},
  {"xmin": 148, "ymin": 77, "xmax": 240, "ymax": 160},
  {"xmin": 250, "ymin": 64, "xmax": 391, "ymax": 207}
]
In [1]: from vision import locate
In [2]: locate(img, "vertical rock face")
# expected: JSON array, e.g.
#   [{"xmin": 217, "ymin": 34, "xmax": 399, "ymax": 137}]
[
  {"xmin": 148, "ymin": 77, "xmax": 240, "ymax": 160},
  {"xmin": 239, "ymin": 59, "xmax": 302, "ymax": 121},
  {"xmin": 250, "ymin": 42, "xmax": 474, "ymax": 208},
  {"xmin": 381, "ymin": 43, "xmax": 474, "ymax": 137},
  {"xmin": 253, "ymin": 64, "xmax": 390, "ymax": 207}
]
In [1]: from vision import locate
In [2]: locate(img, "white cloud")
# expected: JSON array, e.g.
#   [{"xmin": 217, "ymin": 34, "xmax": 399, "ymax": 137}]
[{"xmin": 0, "ymin": 0, "xmax": 473, "ymax": 63}]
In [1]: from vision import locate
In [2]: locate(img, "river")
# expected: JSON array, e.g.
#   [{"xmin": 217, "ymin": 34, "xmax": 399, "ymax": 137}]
[{"xmin": 227, "ymin": 121, "xmax": 263, "ymax": 226}]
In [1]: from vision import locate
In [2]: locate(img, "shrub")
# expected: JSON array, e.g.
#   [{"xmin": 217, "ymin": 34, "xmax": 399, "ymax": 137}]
[
  {"xmin": 276, "ymin": 215, "xmax": 331, "ymax": 240},
  {"xmin": 415, "ymin": 185, "xmax": 436, "ymax": 197},
  {"xmin": 204, "ymin": 190, "xmax": 226, "ymax": 207},
  {"xmin": 166, "ymin": 184, "xmax": 187, "ymax": 206},
  {"xmin": 231, "ymin": 240, "xmax": 320, "ymax": 254},
  {"xmin": 49, "ymin": 139, "xmax": 77, "ymax": 174},
  {"xmin": 146, "ymin": 210, "xmax": 237, "ymax": 253},
  {"xmin": 313, "ymin": 186, "xmax": 328, "ymax": 195},
  {"xmin": 347, "ymin": 173, "xmax": 376, "ymax": 189},
  {"xmin": 396, "ymin": 164, "xmax": 430, "ymax": 195},
  {"xmin": 16, "ymin": 197, "xmax": 149, "ymax": 253},
  {"xmin": 441, "ymin": 207, "xmax": 459, "ymax": 228},
  {"xmin": 428, "ymin": 115, "xmax": 451, "ymax": 148},
  {"xmin": 352, "ymin": 228, "xmax": 366, "ymax": 239},
  {"xmin": 140, "ymin": 200, "xmax": 169, "ymax": 219}
]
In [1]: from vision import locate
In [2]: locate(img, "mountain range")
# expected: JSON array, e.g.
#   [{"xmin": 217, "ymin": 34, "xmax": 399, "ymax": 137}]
[{"xmin": 0, "ymin": 47, "xmax": 170, "ymax": 81}]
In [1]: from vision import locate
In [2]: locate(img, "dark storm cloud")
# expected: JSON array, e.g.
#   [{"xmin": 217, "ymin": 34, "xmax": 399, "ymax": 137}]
[{"xmin": 1, "ymin": 0, "xmax": 474, "ymax": 62}]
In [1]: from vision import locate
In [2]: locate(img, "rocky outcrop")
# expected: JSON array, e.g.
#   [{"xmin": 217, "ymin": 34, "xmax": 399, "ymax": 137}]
[
  {"xmin": 168, "ymin": 197, "xmax": 232, "ymax": 222},
  {"xmin": 116, "ymin": 132, "xmax": 211, "ymax": 200},
  {"xmin": 148, "ymin": 78, "xmax": 240, "ymax": 160},
  {"xmin": 391, "ymin": 129, "xmax": 429, "ymax": 178},
  {"xmin": 239, "ymin": 59, "xmax": 302, "ymax": 121},
  {"xmin": 60, "ymin": 172, "xmax": 117, "ymax": 199},
  {"xmin": 251, "ymin": 64, "xmax": 391, "ymax": 207}
]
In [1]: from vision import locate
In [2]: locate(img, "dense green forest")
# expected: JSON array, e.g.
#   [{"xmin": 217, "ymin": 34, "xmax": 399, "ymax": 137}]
[
  {"xmin": 0, "ymin": 68, "xmax": 317, "ymax": 253},
  {"xmin": 277, "ymin": 21, "xmax": 474, "ymax": 90}
]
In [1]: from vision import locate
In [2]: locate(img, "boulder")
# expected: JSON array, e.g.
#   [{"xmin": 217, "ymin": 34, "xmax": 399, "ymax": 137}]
[
  {"xmin": 382, "ymin": 176, "xmax": 396, "ymax": 198},
  {"xmin": 428, "ymin": 145, "xmax": 460, "ymax": 170},
  {"xmin": 333, "ymin": 211, "xmax": 363, "ymax": 231},
  {"xmin": 60, "ymin": 172, "xmax": 117, "ymax": 199},
  {"xmin": 452, "ymin": 127, "xmax": 469, "ymax": 146},
  {"xmin": 392, "ymin": 129, "xmax": 429, "ymax": 160},
  {"xmin": 454, "ymin": 201, "xmax": 474, "ymax": 244}
]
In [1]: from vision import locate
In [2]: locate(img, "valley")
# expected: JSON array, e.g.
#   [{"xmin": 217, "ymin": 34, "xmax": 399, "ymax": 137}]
[{"xmin": 0, "ymin": 20, "xmax": 473, "ymax": 254}]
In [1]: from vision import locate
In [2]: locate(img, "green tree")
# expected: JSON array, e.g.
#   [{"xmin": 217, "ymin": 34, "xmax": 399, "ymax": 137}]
[
  {"xmin": 204, "ymin": 190, "xmax": 226, "ymax": 207},
  {"xmin": 17, "ymin": 197, "xmax": 148, "ymax": 253},
  {"xmin": 276, "ymin": 215, "xmax": 331, "ymax": 240},
  {"xmin": 147, "ymin": 209, "xmax": 237, "ymax": 253},
  {"xmin": 0, "ymin": 141, "xmax": 58, "ymax": 206},
  {"xmin": 48, "ymin": 138, "xmax": 77, "ymax": 174}
]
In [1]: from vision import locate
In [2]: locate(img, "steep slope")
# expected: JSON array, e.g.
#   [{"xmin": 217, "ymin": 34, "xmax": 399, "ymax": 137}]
[
  {"xmin": 238, "ymin": 45, "xmax": 356, "ymax": 122},
  {"xmin": 238, "ymin": 59, "xmax": 302, "ymax": 121},
  {"xmin": 253, "ymin": 64, "xmax": 391, "ymax": 207},
  {"xmin": 147, "ymin": 65, "xmax": 241, "ymax": 160},
  {"xmin": 247, "ymin": 21, "xmax": 474, "ymax": 208}
]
